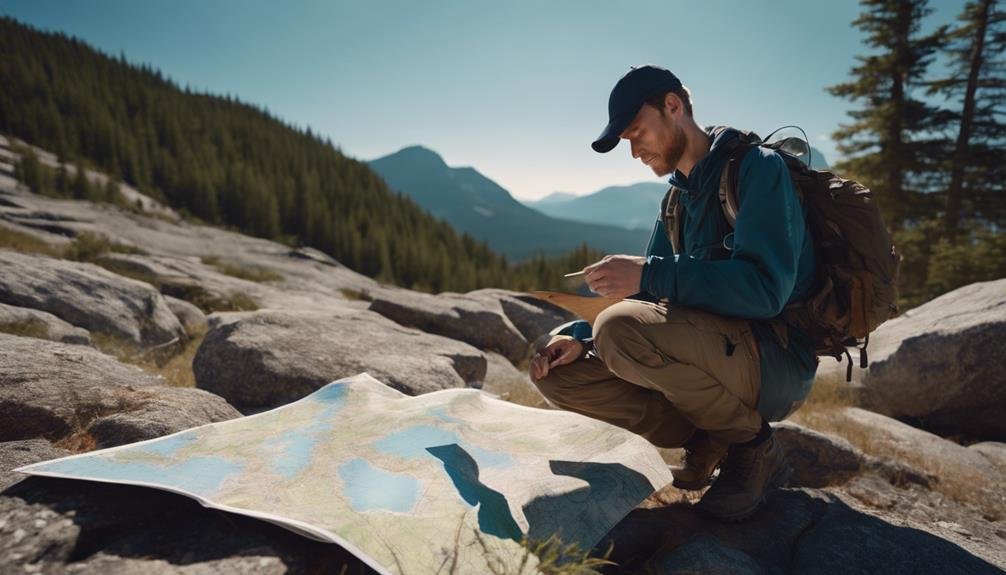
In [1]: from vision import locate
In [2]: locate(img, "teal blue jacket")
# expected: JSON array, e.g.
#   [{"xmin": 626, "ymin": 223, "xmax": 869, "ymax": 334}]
[{"xmin": 563, "ymin": 126, "xmax": 818, "ymax": 420}]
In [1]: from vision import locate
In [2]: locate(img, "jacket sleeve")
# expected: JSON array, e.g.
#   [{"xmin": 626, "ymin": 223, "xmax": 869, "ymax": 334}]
[{"xmin": 639, "ymin": 147, "xmax": 806, "ymax": 319}]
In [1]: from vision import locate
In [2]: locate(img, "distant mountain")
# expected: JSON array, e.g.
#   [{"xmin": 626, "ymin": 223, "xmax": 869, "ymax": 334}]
[
  {"xmin": 523, "ymin": 182, "xmax": 667, "ymax": 231},
  {"xmin": 368, "ymin": 146, "xmax": 649, "ymax": 261},
  {"xmin": 523, "ymin": 146, "xmax": 830, "ymax": 230},
  {"xmin": 533, "ymin": 191, "xmax": 577, "ymax": 205}
]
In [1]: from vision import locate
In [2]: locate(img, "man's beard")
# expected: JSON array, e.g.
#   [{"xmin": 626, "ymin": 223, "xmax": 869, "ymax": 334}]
[{"xmin": 653, "ymin": 123, "xmax": 686, "ymax": 177}]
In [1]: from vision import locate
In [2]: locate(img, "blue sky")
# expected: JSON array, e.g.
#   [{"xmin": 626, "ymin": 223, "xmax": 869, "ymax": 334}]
[{"xmin": 1, "ymin": 0, "xmax": 964, "ymax": 200}]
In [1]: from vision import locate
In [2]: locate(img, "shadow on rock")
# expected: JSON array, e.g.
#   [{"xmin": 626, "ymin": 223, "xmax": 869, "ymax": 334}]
[
  {"xmin": 2, "ymin": 477, "xmax": 375, "ymax": 573},
  {"xmin": 594, "ymin": 488, "xmax": 1004, "ymax": 574}
]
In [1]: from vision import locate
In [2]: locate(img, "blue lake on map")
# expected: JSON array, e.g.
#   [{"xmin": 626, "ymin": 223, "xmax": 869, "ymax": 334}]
[
  {"xmin": 338, "ymin": 458, "xmax": 420, "ymax": 513},
  {"xmin": 37, "ymin": 454, "xmax": 244, "ymax": 497},
  {"xmin": 265, "ymin": 382, "xmax": 350, "ymax": 478}
]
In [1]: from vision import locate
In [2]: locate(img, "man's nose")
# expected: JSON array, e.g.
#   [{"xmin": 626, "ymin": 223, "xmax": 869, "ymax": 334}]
[{"xmin": 630, "ymin": 140, "xmax": 640, "ymax": 159}]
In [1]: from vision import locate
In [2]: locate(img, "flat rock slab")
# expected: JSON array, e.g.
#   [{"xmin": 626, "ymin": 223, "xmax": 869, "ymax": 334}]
[
  {"xmin": 828, "ymin": 407, "xmax": 1005, "ymax": 518},
  {"xmin": 0, "ymin": 250, "xmax": 184, "ymax": 346},
  {"xmin": 0, "ymin": 334, "xmax": 240, "ymax": 447},
  {"xmin": 193, "ymin": 309, "xmax": 488, "ymax": 410},
  {"xmin": 0, "ymin": 301, "xmax": 91, "ymax": 346}
]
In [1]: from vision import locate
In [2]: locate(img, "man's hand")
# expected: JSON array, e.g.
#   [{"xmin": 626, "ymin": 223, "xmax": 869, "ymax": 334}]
[
  {"xmin": 529, "ymin": 335, "xmax": 585, "ymax": 381},
  {"xmin": 583, "ymin": 255, "xmax": 646, "ymax": 299}
]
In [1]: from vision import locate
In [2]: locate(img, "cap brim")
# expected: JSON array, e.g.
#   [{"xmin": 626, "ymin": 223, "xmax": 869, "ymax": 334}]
[{"xmin": 591, "ymin": 112, "xmax": 633, "ymax": 153}]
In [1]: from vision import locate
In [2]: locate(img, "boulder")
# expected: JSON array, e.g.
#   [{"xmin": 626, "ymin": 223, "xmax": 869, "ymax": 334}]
[
  {"xmin": 0, "ymin": 250, "xmax": 185, "ymax": 347},
  {"xmin": 193, "ymin": 309, "xmax": 487, "ymax": 410},
  {"xmin": 0, "ymin": 334, "xmax": 239, "ymax": 447},
  {"xmin": 826, "ymin": 279, "xmax": 1006, "ymax": 440},
  {"xmin": 367, "ymin": 286, "xmax": 530, "ymax": 364},
  {"xmin": 772, "ymin": 422, "xmax": 863, "ymax": 488},
  {"xmin": 0, "ymin": 302, "xmax": 91, "ymax": 346},
  {"xmin": 464, "ymin": 288, "xmax": 577, "ymax": 345},
  {"xmin": 479, "ymin": 351, "xmax": 548, "ymax": 409},
  {"xmin": 164, "ymin": 295, "xmax": 208, "ymax": 337}
]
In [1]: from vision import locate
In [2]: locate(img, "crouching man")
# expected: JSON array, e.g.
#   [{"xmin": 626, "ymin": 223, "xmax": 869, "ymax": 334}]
[{"xmin": 529, "ymin": 65, "xmax": 818, "ymax": 521}]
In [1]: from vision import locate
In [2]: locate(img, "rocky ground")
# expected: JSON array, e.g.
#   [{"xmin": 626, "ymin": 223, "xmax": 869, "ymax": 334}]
[{"xmin": 1, "ymin": 134, "xmax": 1004, "ymax": 574}]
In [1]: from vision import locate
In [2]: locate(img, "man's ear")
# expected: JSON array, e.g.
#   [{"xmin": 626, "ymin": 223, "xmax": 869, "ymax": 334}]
[{"xmin": 664, "ymin": 92, "xmax": 681, "ymax": 116}]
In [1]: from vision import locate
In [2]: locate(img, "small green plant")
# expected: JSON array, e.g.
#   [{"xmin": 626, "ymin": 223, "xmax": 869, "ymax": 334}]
[{"xmin": 162, "ymin": 283, "xmax": 260, "ymax": 313}]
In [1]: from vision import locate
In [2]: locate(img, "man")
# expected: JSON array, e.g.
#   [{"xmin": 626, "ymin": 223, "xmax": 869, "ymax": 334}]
[{"xmin": 528, "ymin": 65, "xmax": 818, "ymax": 521}]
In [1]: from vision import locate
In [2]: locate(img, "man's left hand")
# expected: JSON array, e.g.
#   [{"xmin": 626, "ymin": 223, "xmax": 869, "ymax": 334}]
[{"xmin": 583, "ymin": 255, "xmax": 646, "ymax": 299}]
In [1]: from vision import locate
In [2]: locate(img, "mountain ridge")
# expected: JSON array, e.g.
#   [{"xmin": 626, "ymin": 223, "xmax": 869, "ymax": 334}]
[{"xmin": 368, "ymin": 147, "xmax": 649, "ymax": 261}]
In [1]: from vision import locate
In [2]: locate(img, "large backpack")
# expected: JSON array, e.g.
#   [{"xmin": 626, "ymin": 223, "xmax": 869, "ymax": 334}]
[{"xmin": 660, "ymin": 130, "xmax": 901, "ymax": 381}]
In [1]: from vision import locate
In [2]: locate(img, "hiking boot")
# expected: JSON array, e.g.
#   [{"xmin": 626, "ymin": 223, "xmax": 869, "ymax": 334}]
[
  {"xmin": 669, "ymin": 430, "xmax": 729, "ymax": 490},
  {"xmin": 695, "ymin": 434, "xmax": 792, "ymax": 522}
]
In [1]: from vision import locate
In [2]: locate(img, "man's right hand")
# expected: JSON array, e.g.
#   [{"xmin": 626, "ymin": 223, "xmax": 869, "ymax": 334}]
[{"xmin": 529, "ymin": 335, "xmax": 586, "ymax": 381}]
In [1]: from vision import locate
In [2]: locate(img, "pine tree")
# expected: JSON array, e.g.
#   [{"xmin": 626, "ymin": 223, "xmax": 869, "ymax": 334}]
[
  {"xmin": 927, "ymin": 0, "xmax": 1006, "ymax": 236},
  {"xmin": 828, "ymin": 0, "xmax": 947, "ymax": 230}
]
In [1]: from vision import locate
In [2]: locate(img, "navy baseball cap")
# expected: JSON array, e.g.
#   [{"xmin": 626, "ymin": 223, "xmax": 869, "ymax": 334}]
[{"xmin": 591, "ymin": 65, "xmax": 683, "ymax": 153}]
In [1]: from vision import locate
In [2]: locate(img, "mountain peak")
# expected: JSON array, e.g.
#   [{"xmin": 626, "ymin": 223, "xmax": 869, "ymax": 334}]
[{"xmin": 370, "ymin": 145, "xmax": 448, "ymax": 172}]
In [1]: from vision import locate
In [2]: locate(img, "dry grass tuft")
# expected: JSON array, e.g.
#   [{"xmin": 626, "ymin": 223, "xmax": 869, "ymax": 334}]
[
  {"xmin": 134, "ymin": 332, "xmax": 205, "ymax": 388},
  {"xmin": 53, "ymin": 431, "xmax": 98, "ymax": 453},
  {"xmin": 796, "ymin": 371, "xmax": 858, "ymax": 415},
  {"xmin": 63, "ymin": 231, "xmax": 145, "ymax": 263},
  {"xmin": 0, "ymin": 225, "xmax": 61, "ymax": 256},
  {"xmin": 0, "ymin": 318, "xmax": 51, "ymax": 340},
  {"xmin": 339, "ymin": 288, "xmax": 372, "ymax": 301},
  {"xmin": 90, "ymin": 331, "xmax": 205, "ymax": 388},
  {"xmin": 791, "ymin": 387, "xmax": 1005, "ymax": 520},
  {"xmin": 202, "ymin": 255, "xmax": 283, "ymax": 283}
]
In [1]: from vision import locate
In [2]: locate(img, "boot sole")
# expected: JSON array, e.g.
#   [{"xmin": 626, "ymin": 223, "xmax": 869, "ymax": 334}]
[
  {"xmin": 700, "ymin": 462, "xmax": 793, "ymax": 523},
  {"xmin": 672, "ymin": 476, "xmax": 712, "ymax": 491}
]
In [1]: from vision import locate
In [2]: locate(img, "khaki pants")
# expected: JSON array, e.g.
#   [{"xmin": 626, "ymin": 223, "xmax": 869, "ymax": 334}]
[{"xmin": 534, "ymin": 299, "xmax": 763, "ymax": 448}]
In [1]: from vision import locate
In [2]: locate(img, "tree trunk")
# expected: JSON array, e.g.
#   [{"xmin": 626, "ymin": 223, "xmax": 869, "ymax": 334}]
[{"xmin": 945, "ymin": 0, "xmax": 992, "ymax": 238}]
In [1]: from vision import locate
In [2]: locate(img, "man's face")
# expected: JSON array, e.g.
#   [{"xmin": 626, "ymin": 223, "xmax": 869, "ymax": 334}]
[{"xmin": 619, "ymin": 99, "xmax": 686, "ymax": 177}]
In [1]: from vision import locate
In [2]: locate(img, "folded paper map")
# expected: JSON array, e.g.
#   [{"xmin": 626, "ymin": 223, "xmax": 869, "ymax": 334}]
[
  {"xmin": 17, "ymin": 373, "xmax": 672, "ymax": 574},
  {"xmin": 528, "ymin": 291, "xmax": 622, "ymax": 326}
]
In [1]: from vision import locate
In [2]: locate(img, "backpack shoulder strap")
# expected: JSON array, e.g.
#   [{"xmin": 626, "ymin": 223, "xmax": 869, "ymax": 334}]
[
  {"xmin": 660, "ymin": 185, "xmax": 685, "ymax": 255},
  {"xmin": 718, "ymin": 143, "xmax": 757, "ymax": 228}
]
